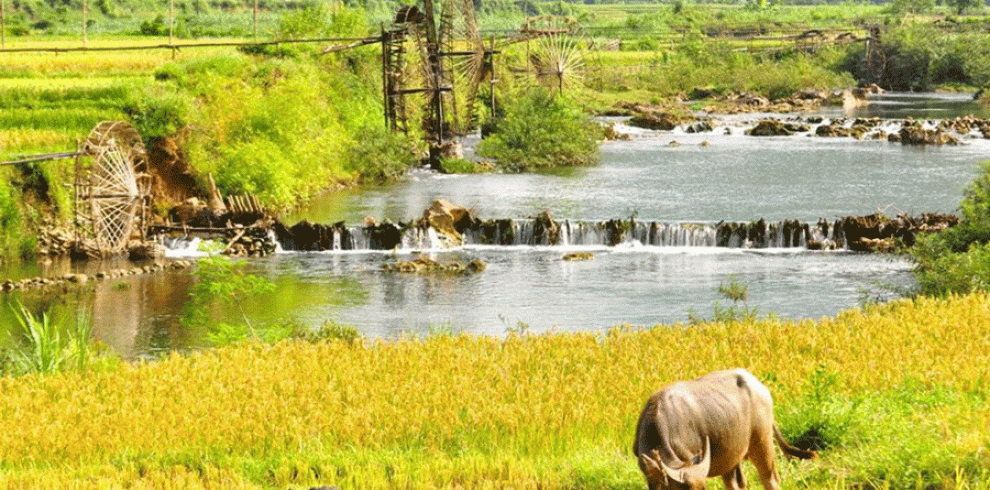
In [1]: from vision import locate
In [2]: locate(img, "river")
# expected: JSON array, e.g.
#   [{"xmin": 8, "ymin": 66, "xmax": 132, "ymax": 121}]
[{"xmin": 2, "ymin": 92, "xmax": 988, "ymax": 357}]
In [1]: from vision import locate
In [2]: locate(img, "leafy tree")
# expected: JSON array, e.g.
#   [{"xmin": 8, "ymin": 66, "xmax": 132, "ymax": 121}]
[{"xmin": 945, "ymin": 0, "xmax": 982, "ymax": 15}]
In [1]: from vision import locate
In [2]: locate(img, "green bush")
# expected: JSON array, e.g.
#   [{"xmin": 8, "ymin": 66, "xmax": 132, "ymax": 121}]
[
  {"xmin": 477, "ymin": 89, "xmax": 602, "ymax": 172},
  {"xmin": 3, "ymin": 303, "xmax": 97, "ymax": 376},
  {"xmin": 843, "ymin": 26, "xmax": 990, "ymax": 90},
  {"xmin": 121, "ymin": 85, "xmax": 195, "ymax": 140},
  {"xmin": 347, "ymin": 125, "xmax": 422, "ymax": 184},
  {"xmin": 910, "ymin": 161, "xmax": 990, "ymax": 296}
]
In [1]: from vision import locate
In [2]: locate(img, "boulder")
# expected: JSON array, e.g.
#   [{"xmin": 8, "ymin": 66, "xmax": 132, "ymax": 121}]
[
  {"xmin": 898, "ymin": 127, "xmax": 960, "ymax": 146},
  {"xmin": 383, "ymin": 256, "xmax": 486, "ymax": 274},
  {"xmin": 828, "ymin": 88, "xmax": 869, "ymax": 109},
  {"xmin": 746, "ymin": 119, "xmax": 809, "ymax": 136},
  {"xmin": 627, "ymin": 112, "xmax": 681, "ymax": 131},
  {"xmin": 816, "ymin": 123, "xmax": 850, "ymax": 137},
  {"xmin": 532, "ymin": 210, "xmax": 561, "ymax": 245},
  {"xmin": 685, "ymin": 120, "xmax": 714, "ymax": 133},
  {"xmin": 366, "ymin": 220, "xmax": 404, "ymax": 250},
  {"xmin": 423, "ymin": 199, "xmax": 478, "ymax": 246}
]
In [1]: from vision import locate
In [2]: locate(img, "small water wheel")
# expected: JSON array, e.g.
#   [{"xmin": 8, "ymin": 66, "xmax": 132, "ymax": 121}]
[{"xmin": 74, "ymin": 121, "xmax": 151, "ymax": 257}]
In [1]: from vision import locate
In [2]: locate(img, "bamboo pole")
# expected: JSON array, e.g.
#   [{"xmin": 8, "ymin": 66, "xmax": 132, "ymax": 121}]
[{"xmin": 0, "ymin": 36, "xmax": 380, "ymax": 54}]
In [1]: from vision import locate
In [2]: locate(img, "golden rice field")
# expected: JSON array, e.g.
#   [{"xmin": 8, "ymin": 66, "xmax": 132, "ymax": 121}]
[
  {"xmin": 1, "ymin": 293, "xmax": 990, "ymax": 489},
  {"xmin": 0, "ymin": 38, "xmax": 244, "ymax": 158}
]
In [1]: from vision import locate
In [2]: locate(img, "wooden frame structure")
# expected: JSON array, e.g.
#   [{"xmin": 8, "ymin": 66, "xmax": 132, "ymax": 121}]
[{"xmin": 73, "ymin": 121, "xmax": 152, "ymax": 258}]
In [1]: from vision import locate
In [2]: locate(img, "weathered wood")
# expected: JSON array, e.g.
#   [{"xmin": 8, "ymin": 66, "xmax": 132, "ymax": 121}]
[
  {"xmin": 222, "ymin": 227, "xmax": 250, "ymax": 254},
  {"xmin": 1, "ymin": 151, "xmax": 83, "ymax": 165}
]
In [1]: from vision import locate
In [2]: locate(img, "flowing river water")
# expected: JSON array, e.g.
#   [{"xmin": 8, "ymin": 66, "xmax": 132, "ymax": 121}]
[{"xmin": 2, "ymin": 92, "xmax": 989, "ymax": 358}]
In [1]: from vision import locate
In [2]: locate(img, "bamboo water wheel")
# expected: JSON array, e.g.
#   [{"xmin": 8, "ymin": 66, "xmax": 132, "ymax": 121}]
[
  {"xmin": 74, "ymin": 121, "xmax": 151, "ymax": 257},
  {"xmin": 383, "ymin": 0, "xmax": 496, "ymax": 167}
]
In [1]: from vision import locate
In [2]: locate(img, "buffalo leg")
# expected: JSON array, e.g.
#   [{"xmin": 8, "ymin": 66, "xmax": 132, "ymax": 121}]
[
  {"xmin": 750, "ymin": 433, "xmax": 781, "ymax": 490},
  {"xmin": 721, "ymin": 465, "xmax": 746, "ymax": 490}
]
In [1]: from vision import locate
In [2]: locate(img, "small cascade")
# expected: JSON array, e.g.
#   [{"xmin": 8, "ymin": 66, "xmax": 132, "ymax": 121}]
[
  {"xmin": 163, "ymin": 211, "xmax": 959, "ymax": 255},
  {"xmin": 272, "ymin": 218, "xmax": 853, "ymax": 252}
]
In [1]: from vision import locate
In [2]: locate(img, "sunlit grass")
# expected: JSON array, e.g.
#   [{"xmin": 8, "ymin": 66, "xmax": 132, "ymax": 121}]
[
  {"xmin": 0, "ymin": 128, "xmax": 75, "ymax": 156},
  {"xmin": 0, "ymin": 293, "xmax": 988, "ymax": 489},
  {"xmin": 0, "ymin": 38, "xmax": 244, "ymax": 76}
]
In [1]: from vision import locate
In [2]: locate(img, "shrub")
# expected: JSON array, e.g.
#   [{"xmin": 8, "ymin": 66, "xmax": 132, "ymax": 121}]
[
  {"xmin": 910, "ymin": 161, "xmax": 990, "ymax": 296},
  {"xmin": 182, "ymin": 255, "xmax": 277, "ymax": 346},
  {"xmin": 121, "ymin": 85, "xmax": 195, "ymax": 140},
  {"xmin": 346, "ymin": 125, "xmax": 422, "ymax": 184},
  {"xmin": 138, "ymin": 14, "xmax": 168, "ymax": 36},
  {"xmin": 477, "ymin": 89, "xmax": 602, "ymax": 172}
]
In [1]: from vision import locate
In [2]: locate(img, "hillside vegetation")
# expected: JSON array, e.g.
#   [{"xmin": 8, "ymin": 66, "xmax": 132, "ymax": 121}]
[{"xmin": 3, "ymin": 1, "xmax": 990, "ymax": 262}]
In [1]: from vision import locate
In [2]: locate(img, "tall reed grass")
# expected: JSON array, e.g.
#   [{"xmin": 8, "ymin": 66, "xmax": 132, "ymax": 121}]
[
  {"xmin": 3, "ymin": 303, "xmax": 96, "ymax": 375},
  {"xmin": 0, "ymin": 293, "xmax": 988, "ymax": 489}
]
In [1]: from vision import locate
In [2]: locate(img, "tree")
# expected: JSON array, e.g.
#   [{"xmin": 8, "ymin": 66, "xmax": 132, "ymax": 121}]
[{"xmin": 945, "ymin": 0, "xmax": 982, "ymax": 15}]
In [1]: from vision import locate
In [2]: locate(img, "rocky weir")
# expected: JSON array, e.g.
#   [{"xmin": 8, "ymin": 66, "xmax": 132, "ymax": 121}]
[
  {"xmin": 169, "ymin": 200, "xmax": 956, "ymax": 255},
  {"xmin": 269, "ymin": 211, "xmax": 956, "ymax": 253}
]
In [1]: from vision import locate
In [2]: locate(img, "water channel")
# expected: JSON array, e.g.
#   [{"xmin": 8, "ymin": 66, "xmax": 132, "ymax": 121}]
[{"xmin": 2, "ymin": 92, "xmax": 989, "ymax": 358}]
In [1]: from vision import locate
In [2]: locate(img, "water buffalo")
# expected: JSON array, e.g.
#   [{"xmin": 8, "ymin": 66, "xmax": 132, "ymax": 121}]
[{"xmin": 633, "ymin": 368, "xmax": 816, "ymax": 490}]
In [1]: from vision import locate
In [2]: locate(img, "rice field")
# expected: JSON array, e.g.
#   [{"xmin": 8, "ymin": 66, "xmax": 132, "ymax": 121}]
[
  {"xmin": 0, "ymin": 38, "xmax": 247, "ymax": 159},
  {"xmin": 0, "ymin": 293, "xmax": 988, "ymax": 489}
]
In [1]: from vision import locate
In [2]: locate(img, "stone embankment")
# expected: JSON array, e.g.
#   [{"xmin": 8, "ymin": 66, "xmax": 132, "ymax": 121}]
[{"xmin": 1, "ymin": 260, "xmax": 196, "ymax": 293}]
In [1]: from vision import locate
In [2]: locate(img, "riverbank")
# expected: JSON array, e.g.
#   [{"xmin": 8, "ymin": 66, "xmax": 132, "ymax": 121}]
[{"xmin": 0, "ymin": 292, "xmax": 988, "ymax": 489}]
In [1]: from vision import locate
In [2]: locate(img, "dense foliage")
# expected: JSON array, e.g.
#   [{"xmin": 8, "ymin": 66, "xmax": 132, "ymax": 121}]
[
  {"xmin": 477, "ymin": 90, "xmax": 602, "ymax": 171},
  {"xmin": 843, "ymin": 23, "xmax": 990, "ymax": 91},
  {"xmin": 1, "ymin": 293, "xmax": 990, "ymax": 488},
  {"xmin": 910, "ymin": 161, "xmax": 990, "ymax": 296}
]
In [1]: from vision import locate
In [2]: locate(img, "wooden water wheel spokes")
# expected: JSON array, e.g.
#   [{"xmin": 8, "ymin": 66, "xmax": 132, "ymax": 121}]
[
  {"xmin": 90, "ymin": 144, "xmax": 139, "ymax": 252},
  {"xmin": 75, "ymin": 121, "xmax": 150, "ymax": 257}
]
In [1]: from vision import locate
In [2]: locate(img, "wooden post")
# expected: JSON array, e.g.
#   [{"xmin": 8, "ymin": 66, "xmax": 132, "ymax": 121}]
[
  {"xmin": 253, "ymin": 0, "xmax": 258, "ymax": 41},
  {"xmin": 489, "ymin": 34, "xmax": 496, "ymax": 121},
  {"xmin": 421, "ymin": 0, "xmax": 445, "ymax": 169},
  {"xmin": 382, "ymin": 25, "xmax": 389, "ymax": 130},
  {"xmin": 1, "ymin": 0, "xmax": 6, "ymax": 50},
  {"xmin": 168, "ymin": 0, "xmax": 174, "ymax": 45}
]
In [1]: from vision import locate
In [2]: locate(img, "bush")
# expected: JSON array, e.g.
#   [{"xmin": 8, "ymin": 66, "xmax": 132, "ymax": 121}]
[
  {"xmin": 477, "ymin": 89, "xmax": 602, "ymax": 172},
  {"xmin": 138, "ymin": 14, "xmax": 168, "ymax": 36},
  {"xmin": 346, "ymin": 125, "xmax": 422, "ymax": 184},
  {"xmin": 121, "ymin": 85, "xmax": 195, "ymax": 140},
  {"xmin": 910, "ymin": 161, "xmax": 990, "ymax": 296},
  {"xmin": 844, "ymin": 26, "xmax": 990, "ymax": 90}
]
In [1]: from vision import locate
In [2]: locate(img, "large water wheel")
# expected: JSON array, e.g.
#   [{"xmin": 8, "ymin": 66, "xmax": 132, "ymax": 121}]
[{"xmin": 74, "ymin": 121, "xmax": 151, "ymax": 257}]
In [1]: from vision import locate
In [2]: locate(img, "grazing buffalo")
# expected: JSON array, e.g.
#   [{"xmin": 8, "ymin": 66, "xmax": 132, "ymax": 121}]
[{"xmin": 633, "ymin": 368, "xmax": 816, "ymax": 490}]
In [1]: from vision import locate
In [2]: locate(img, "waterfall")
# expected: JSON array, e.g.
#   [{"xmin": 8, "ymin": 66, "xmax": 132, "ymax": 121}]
[{"xmin": 268, "ymin": 217, "xmax": 852, "ymax": 252}]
